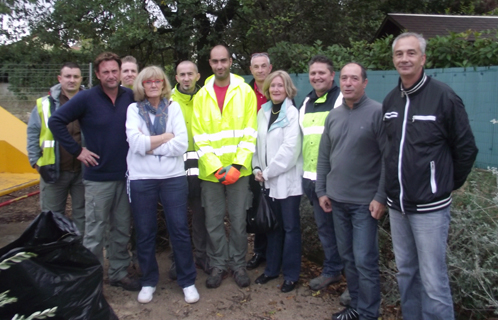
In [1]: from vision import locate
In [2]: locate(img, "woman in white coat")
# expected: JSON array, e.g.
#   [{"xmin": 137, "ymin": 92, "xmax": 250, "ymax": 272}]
[
  {"xmin": 126, "ymin": 66, "xmax": 198, "ymax": 304},
  {"xmin": 252, "ymin": 70, "xmax": 303, "ymax": 293}
]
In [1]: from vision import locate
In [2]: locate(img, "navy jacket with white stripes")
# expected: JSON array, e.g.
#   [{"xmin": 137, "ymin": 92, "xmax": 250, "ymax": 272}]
[{"xmin": 382, "ymin": 72, "xmax": 478, "ymax": 214}]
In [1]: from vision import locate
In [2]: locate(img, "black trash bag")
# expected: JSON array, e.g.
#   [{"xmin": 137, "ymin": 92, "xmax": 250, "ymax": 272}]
[
  {"xmin": 246, "ymin": 185, "xmax": 279, "ymax": 234},
  {"xmin": 0, "ymin": 211, "xmax": 118, "ymax": 320}
]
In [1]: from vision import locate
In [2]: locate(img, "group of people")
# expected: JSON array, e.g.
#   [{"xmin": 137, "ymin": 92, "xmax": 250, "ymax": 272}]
[{"xmin": 27, "ymin": 32, "xmax": 478, "ymax": 320}]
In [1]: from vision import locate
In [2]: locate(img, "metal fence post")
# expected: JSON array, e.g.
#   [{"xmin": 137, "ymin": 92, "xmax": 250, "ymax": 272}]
[{"xmin": 88, "ymin": 62, "xmax": 93, "ymax": 88}]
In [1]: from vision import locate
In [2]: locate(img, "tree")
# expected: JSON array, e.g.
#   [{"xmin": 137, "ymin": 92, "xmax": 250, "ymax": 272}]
[
  {"xmin": 150, "ymin": 0, "xmax": 242, "ymax": 81},
  {"xmin": 0, "ymin": 0, "xmax": 386, "ymax": 78}
]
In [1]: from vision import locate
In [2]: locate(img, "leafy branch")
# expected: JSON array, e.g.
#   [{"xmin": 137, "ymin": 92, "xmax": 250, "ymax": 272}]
[{"xmin": 0, "ymin": 252, "xmax": 37, "ymax": 271}]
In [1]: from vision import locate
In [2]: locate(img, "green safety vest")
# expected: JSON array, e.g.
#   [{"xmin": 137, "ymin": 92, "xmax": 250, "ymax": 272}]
[
  {"xmin": 191, "ymin": 74, "xmax": 257, "ymax": 182},
  {"xmin": 172, "ymin": 85, "xmax": 200, "ymax": 176},
  {"xmin": 299, "ymin": 89, "xmax": 342, "ymax": 181},
  {"xmin": 36, "ymin": 96, "xmax": 58, "ymax": 182}
]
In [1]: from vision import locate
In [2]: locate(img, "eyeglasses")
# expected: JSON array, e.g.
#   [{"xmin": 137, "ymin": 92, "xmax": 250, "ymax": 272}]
[
  {"xmin": 251, "ymin": 52, "xmax": 269, "ymax": 58},
  {"xmin": 142, "ymin": 79, "xmax": 164, "ymax": 86}
]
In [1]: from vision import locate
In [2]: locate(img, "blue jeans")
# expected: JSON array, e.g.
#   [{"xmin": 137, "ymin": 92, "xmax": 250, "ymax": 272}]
[
  {"xmin": 264, "ymin": 195, "xmax": 302, "ymax": 282},
  {"xmin": 130, "ymin": 176, "xmax": 196, "ymax": 288},
  {"xmin": 389, "ymin": 207, "xmax": 454, "ymax": 320},
  {"xmin": 311, "ymin": 194, "xmax": 343, "ymax": 277},
  {"xmin": 331, "ymin": 200, "xmax": 380, "ymax": 320}
]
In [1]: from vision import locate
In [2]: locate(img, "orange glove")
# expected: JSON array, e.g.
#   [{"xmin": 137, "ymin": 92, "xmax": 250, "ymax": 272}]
[
  {"xmin": 214, "ymin": 167, "xmax": 226, "ymax": 183},
  {"xmin": 214, "ymin": 165, "xmax": 241, "ymax": 185}
]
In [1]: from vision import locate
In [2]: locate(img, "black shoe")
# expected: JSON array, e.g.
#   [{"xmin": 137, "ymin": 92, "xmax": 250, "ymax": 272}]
[
  {"xmin": 280, "ymin": 280, "xmax": 296, "ymax": 293},
  {"xmin": 110, "ymin": 275, "xmax": 141, "ymax": 291},
  {"xmin": 255, "ymin": 273, "xmax": 279, "ymax": 284},
  {"xmin": 332, "ymin": 306, "xmax": 359, "ymax": 320},
  {"xmin": 246, "ymin": 254, "xmax": 266, "ymax": 270}
]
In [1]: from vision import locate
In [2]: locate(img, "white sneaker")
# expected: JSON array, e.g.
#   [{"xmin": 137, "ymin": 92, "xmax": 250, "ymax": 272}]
[
  {"xmin": 137, "ymin": 286, "xmax": 156, "ymax": 304},
  {"xmin": 183, "ymin": 284, "xmax": 199, "ymax": 304}
]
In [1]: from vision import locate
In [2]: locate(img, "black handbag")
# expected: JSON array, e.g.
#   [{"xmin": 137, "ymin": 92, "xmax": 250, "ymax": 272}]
[{"xmin": 246, "ymin": 183, "xmax": 278, "ymax": 233}]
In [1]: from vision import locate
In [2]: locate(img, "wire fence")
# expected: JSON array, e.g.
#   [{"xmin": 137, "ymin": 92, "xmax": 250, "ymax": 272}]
[{"xmin": 0, "ymin": 63, "xmax": 92, "ymax": 122}]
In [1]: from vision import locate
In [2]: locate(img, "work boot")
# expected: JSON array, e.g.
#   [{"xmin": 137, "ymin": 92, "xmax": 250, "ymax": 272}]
[
  {"xmin": 110, "ymin": 274, "xmax": 141, "ymax": 291},
  {"xmin": 233, "ymin": 268, "xmax": 250, "ymax": 288},
  {"xmin": 206, "ymin": 267, "xmax": 228, "ymax": 289}
]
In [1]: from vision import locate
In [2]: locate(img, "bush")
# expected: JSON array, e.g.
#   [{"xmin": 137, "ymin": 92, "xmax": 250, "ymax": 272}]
[
  {"xmin": 268, "ymin": 30, "xmax": 498, "ymax": 73},
  {"xmin": 449, "ymin": 168, "xmax": 498, "ymax": 318},
  {"xmin": 300, "ymin": 168, "xmax": 498, "ymax": 318},
  {"xmin": 377, "ymin": 168, "xmax": 498, "ymax": 319}
]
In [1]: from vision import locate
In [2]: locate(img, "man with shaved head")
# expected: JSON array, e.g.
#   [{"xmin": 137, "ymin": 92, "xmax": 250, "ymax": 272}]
[
  {"xmin": 170, "ymin": 60, "xmax": 211, "ymax": 279},
  {"xmin": 191, "ymin": 45, "xmax": 257, "ymax": 289}
]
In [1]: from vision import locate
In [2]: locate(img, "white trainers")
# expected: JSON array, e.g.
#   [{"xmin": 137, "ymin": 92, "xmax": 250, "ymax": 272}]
[
  {"xmin": 183, "ymin": 284, "xmax": 199, "ymax": 304},
  {"xmin": 137, "ymin": 286, "xmax": 156, "ymax": 304}
]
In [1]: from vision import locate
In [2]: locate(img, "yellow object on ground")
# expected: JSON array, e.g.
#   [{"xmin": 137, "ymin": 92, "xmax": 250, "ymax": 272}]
[{"xmin": 0, "ymin": 106, "xmax": 39, "ymax": 196}]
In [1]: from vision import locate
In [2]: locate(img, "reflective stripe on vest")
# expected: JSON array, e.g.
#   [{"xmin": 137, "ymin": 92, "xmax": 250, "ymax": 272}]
[
  {"xmin": 186, "ymin": 168, "xmax": 199, "ymax": 176},
  {"xmin": 194, "ymin": 128, "xmax": 257, "ymax": 143},
  {"xmin": 299, "ymin": 92, "xmax": 343, "ymax": 181},
  {"xmin": 183, "ymin": 151, "xmax": 199, "ymax": 161},
  {"xmin": 303, "ymin": 171, "xmax": 317, "ymax": 180},
  {"xmin": 300, "ymin": 111, "xmax": 329, "ymax": 180},
  {"xmin": 36, "ymin": 96, "xmax": 56, "ymax": 167}
]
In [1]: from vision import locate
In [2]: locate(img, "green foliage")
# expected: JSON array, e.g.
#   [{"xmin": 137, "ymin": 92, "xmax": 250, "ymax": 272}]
[
  {"xmin": 11, "ymin": 307, "xmax": 57, "ymax": 320},
  {"xmin": 0, "ymin": 252, "xmax": 37, "ymax": 270},
  {"xmin": 449, "ymin": 168, "xmax": 498, "ymax": 317},
  {"xmin": 378, "ymin": 0, "xmax": 498, "ymax": 15},
  {"xmin": 268, "ymin": 30, "xmax": 498, "ymax": 73},
  {"xmin": 0, "ymin": 291, "xmax": 17, "ymax": 308},
  {"xmin": 0, "ymin": 252, "xmax": 57, "ymax": 320}
]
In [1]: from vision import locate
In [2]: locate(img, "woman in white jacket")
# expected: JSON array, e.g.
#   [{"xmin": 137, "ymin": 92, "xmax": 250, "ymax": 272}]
[
  {"xmin": 126, "ymin": 66, "xmax": 198, "ymax": 305},
  {"xmin": 252, "ymin": 70, "xmax": 303, "ymax": 293}
]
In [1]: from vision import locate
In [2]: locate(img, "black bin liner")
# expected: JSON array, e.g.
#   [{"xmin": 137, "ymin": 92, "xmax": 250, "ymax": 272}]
[{"xmin": 0, "ymin": 211, "xmax": 118, "ymax": 320}]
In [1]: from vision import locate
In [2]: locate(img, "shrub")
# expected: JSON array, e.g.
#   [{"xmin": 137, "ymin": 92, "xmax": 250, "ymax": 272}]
[
  {"xmin": 377, "ymin": 168, "xmax": 498, "ymax": 319},
  {"xmin": 268, "ymin": 30, "xmax": 498, "ymax": 73}
]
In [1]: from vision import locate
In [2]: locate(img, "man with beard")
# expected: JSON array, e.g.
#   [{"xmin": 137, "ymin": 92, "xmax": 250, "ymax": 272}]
[{"xmin": 191, "ymin": 45, "xmax": 257, "ymax": 289}]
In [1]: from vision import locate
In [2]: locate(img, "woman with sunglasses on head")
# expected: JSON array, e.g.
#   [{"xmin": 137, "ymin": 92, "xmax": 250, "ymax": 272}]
[
  {"xmin": 252, "ymin": 70, "xmax": 303, "ymax": 293},
  {"xmin": 126, "ymin": 66, "xmax": 198, "ymax": 304}
]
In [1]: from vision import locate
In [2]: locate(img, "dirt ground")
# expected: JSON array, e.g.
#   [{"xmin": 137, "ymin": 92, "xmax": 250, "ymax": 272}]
[{"xmin": 0, "ymin": 186, "xmax": 360, "ymax": 320}]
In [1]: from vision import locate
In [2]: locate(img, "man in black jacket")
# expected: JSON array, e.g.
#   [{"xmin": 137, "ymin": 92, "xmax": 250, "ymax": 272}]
[
  {"xmin": 382, "ymin": 32, "xmax": 478, "ymax": 320},
  {"xmin": 246, "ymin": 52, "xmax": 272, "ymax": 270}
]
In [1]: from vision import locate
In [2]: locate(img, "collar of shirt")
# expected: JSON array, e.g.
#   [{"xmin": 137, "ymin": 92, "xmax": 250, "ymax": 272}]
[{"xmin": 254, "ymin": 82, "xmax": 267, "ymax": 112}]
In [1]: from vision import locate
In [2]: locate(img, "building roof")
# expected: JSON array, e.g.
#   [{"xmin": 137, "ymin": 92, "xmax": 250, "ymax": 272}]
[{"xmin": 374, "ymin": 13, "xmax": 498, "ymax": 40}]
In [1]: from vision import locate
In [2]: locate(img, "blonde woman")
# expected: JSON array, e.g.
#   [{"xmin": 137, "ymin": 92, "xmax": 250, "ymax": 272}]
[
  {"xmin": 252, "ymin": 70, "xmax": 303, "ymax": 293},
  {"xmin": 126, "ymin": 66, "xmax": 198, "ymax": 304}
]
